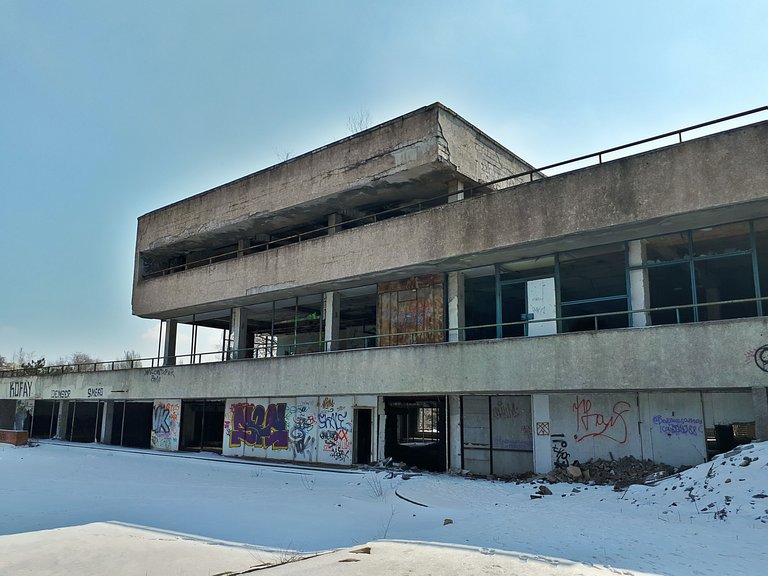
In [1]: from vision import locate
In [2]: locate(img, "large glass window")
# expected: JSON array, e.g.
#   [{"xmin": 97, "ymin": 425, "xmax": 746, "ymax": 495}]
[
  {"xmin": 464, "ymin": 268, "xmax": 496, "ymax": 341},
  {"xmin": 648, "ymin": 263, "xmax": 695, "ymax": 325},
  {"xmin": 559, "ymin": 244, "xmax": 628, "ymax": 332}
]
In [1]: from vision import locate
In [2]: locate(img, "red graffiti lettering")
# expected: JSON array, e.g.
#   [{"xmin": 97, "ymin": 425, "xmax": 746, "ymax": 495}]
[{"xmin": 572, "ymin": 396, "xmax": 630, "ymax": 444}]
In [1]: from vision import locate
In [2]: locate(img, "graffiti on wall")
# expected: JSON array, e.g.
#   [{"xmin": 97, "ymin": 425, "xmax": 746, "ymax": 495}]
[
  {"xmin": 318, "ymin": 397, "xmax": 352, "ymax": 463},
  {"xmin": 492, "ymin": 399, "xmax": 520, "ymax": 420},
  {"xmin": 750, "ymin": 345, "xmax": 768, "ymax": 372},
  {"xmin": 151, "ymin": 400, "xmax": 180, "ymax": 451},
  {"xmin": 287, "ymin": 402, "xmax": 316, "ymax": 459},
  {"xmin": 572, "ymin": 395, "xmax": 630, "ymax": 444},
  {"xmin": 551, "ymin": 433, "xmax": 570, "ymax": 468},
  {"xmin": 8, "ymin": 381, "xmax": 32, "ymax": 398},
  {"xmin": 229, "ymin": 402, "xmax": 288, "ymax": 450},
  {"xmin": 652, "ymin": 415, "xmax": 704, "ymax": 437}
]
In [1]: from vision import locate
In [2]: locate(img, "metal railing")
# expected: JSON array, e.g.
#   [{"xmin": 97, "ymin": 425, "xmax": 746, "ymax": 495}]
[
  {"xmin": 3, "ymin": 296, "xmax": 766, "ymax": 378},
  {"xmin": 142, "ymin": 106, "xmax": 768, "ymax": 279}
]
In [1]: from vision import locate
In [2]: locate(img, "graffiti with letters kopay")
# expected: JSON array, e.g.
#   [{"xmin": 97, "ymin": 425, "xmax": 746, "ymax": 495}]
[
  {"xmin": 229, "ymin": 402, "xmax": 288, "ymax": 450},
  {"xmin": 572, "ymin": 396, "xmax": 630, "ymax": 444}
]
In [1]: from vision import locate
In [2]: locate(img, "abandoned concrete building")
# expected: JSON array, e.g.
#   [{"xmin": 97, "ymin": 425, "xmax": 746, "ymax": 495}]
[{"xmin": 2, "ymin": 103, "xmax": 768, "ymax": 475}]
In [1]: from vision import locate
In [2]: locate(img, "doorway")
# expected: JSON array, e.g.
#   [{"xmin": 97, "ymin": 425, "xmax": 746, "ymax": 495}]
[{"xmin": 353, "ymin": 408, "xmax": 373, "ymax": 464}]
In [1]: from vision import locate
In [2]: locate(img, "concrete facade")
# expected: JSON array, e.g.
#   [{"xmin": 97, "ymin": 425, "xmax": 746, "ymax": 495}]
[{"xmin": 4, "ymin": 104, "xmax": 768, "ymax": 474}]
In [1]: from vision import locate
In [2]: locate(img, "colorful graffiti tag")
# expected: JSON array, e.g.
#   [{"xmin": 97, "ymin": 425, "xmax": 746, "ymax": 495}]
[
  {"xmin": 229, "ymin": 402, "xmax": 289, "ymax": 450},
  {"xmin": 151, "ymin": 400, "xmax": 180, "ymax": 451},
  {"xmin": 287, "ymin": 402, "xmax": 316, "ymax": 459},
  {"xmin": 318, "ymin": 397, "xmax": 352, "ymax": 463}
]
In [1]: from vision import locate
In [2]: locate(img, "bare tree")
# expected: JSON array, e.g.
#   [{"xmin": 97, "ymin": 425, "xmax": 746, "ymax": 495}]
[
  {"xmin": 347, "ymin": 108, "xmax": 371, "ymax": 134},
  {"xmin": 116, "ymin": 350, "xmax": 143, "ymax": 369},
  {"xmin": 274, "ymin": 148, "xmax": 292, "ymax": 162},
  {"xmin": 58, "ymin": 352, "xmax": 101, "ymax": 372}
]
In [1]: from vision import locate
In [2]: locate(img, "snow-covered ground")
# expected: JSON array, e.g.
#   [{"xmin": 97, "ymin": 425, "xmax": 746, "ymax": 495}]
[{"xmin": 0, "ymin": 441, "xmax": 766, "ymax": 575}]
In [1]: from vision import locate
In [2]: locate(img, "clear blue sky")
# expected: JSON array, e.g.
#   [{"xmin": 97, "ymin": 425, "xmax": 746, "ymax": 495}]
[{"xmin": 1, "ymin": 1, "xmax": 767, "ymax": 364}]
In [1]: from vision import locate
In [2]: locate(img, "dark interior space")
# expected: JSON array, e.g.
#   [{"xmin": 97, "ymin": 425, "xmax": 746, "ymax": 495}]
[
  {"xmin": 354, "ymin": 408, "xmax": 373, "ymax": 465},
  {"xmin": 67, "ymin": 401, "xmax": 102, "ymax": 443},
  {"xmin": 180, "ymin": 400, "xmax": 225, "ymax": 452},
  {"xmin": 384, "ymin": 396, "xmax": 446, "ymax": 471},
  {"xmin": 121, "ymin": 402, "xmax": 153, "ymax": 448},
  {"xmin": 30, "ymin": 400, "xmax": 58, "ymax": 439},
  {"xmin": 465, "ymin": 274, "xmax": 496, "ymax": 340}
]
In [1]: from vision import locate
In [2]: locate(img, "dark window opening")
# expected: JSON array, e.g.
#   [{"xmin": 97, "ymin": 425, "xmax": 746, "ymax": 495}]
[
  {"xmin": 465, "ymin": 273, "xmax": 496, "ymax": 341},
  {"xmin": 384, "ymin": 396, "xmax": 446, "ymax": 472},
  {"xmin": 180, "ymin": 400, "xmax": 225, "ymax": 453},
  {"xmin": 30, "ymin": 400, "xmax": 59, "ymax": 439}
]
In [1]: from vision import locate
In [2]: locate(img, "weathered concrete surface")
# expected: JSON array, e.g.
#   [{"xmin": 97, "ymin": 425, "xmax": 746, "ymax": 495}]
[
  {"xmin": 3, "ymin": 317, "xmax": 767, "ymax": 402},
  {"xmin": 135, "ymin": 104, "xmax": 533, "ymax": 258},
  {"xmin": 133, "ymin": 120, "xmax": 768, "ymax": 318}
]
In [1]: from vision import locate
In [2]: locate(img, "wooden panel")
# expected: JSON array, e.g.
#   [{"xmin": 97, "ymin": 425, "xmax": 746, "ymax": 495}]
[{"xmin": 377, "ymin": 274, "xmax": 445, "ymax": 346}]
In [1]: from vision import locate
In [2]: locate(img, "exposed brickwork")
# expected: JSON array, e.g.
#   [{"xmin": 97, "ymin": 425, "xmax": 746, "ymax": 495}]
[{"xmin": 0, "ymin": 429, "xmax": 28, "ymax": 446}]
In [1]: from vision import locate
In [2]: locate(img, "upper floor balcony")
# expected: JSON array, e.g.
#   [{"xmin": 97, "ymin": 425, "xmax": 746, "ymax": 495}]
[{"xmin": 133, "ymin": 113, "xmax": 768, "ymax": 320}]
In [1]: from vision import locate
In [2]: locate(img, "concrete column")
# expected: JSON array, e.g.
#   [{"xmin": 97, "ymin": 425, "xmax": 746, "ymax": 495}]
[
  {"xmin": 532, "ymin": 394, "xmax": 551, "ymax": 474},
  {"xmin": 162, "ymin": 319, "xmax": 178, "ymax": 366},
  {"xmin": 376, "ymin": 396, "xmax": 386, "ymax": 462},
  {"xmin": 230, "ymin": 307, "xmax": 250, "ymax": 360},
  {"xmin": 328, "ymin": 213, "xmax": 342, "ymax": 235},
  {"xmin": 447, "ymin": 272, "xmax": 465, "ymax": 342},
  {"xmin": 447, "ymin": 179, "xmax": 464, "ymax": 203},
  {"xmin": 55, "ymin": 400, "xmax": 70, "ymax": 440},
  {"xmin": 753, "ymin": 386, "xmax": 768, "ymax": 440},
  {"xmin": 321, "ymin": 215, "xmax": 343, "ymax": 353},
  {"xmin": 323, "ymin": 292, "xmax": 341, "ymax": 352},
  {"xmin": 237, "ymin": 238, "xmax": 247, "ymax": 257},
  {"xmin": 448, "ymin": 395, "xmax": 463, "ymax": 471},
  {"xmin": 628, "ymin": 240, "xmax": 651, "ymax": 327},
  {"xmin": 100, "ymin": 401, "xmax": 115, "ymax": 444}
]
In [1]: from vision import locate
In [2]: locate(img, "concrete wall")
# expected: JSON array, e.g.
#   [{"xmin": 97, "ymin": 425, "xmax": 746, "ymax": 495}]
[
  {"xmin": 135, "ymin": 104, "xmax": 534, "ymax": 258},
  {"xmin": 3, "ymin": 317, "xmax": 768, "ymax": 402},
  {"xmin": 133, "ymin": 121, "xmax": 768, "ymax": 318},
  {"xmin": 222, "ymin": 395, "xmax": 376, "ymax": 465}
]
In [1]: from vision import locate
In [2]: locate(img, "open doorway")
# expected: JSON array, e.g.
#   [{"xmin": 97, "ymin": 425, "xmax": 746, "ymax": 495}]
[
  {"xmin": 179, "ymin": 400, "xmax": 225, "ymax": 452},
  {"xmin": 384, "ymin": 396, "xmax": 447, "ymax": 471},
  {"xmin": 353, "ymin": 408, "xmax": 373, "ymax": 464}
]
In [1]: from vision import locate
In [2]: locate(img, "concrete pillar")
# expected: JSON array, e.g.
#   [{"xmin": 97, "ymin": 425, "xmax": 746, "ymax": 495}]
[
  {"xmin": 448, "ymin": 395, "xmax": 463, "ymax": 471},
  {"xmin": 532, "ymin": 394, "xmax": 551, "ymax": 474},
  {"xmin": 321, "ymin": 215, "xmax": 343, "ymax": 353},
  {"xmin": 55, "ymin": 400, "xmax": 70, "ymax": 440},
  {"xmin": 323, "ymin": 292, "xmax": 341, "ymax": 352},
  {"xmin": 328, "ymin": 213, "xmax": 342, "ymax": 235},
  {"xmin": 230, "ymin": 307, "xmax": 250, "ymax": 359},
  {"xmin": 237, "ymin": 238, "xmax": 247, "ymax": 257},
  {"xmin": 753, "ymin": 386, "xmax": 768, "ymax": 440},
  {"xmin": 628, "ymin": 240, "xmax": 651, "ymax": 327},
  {"xmin": 447, "ymin": 179, "xmax": 464, "ymax": 203},
  {"xmin": 100, "ymin": 401, "xmax": 115, "ymax": 444},
  {"xmin": 447, "ymin": 272, "xmax": 465, "ymax": 342},
  {"xmin": 162, "ymin": 319, "xmax": 178, "ymax": 366}
]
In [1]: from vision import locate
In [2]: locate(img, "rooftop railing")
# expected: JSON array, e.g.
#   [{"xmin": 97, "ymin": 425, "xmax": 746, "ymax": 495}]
[
  {"xmin": 3, "ymin": 296, "xmax": 766, "ymax": 378},
  {"xmin": 141, "ymin": 106, "xmax": 768, "ymax": 280}
]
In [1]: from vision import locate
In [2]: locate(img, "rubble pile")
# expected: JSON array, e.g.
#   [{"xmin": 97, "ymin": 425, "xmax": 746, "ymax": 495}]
[{"xmin": 545, "ymin": 456, "xmax": 681, "ymax": 489}]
